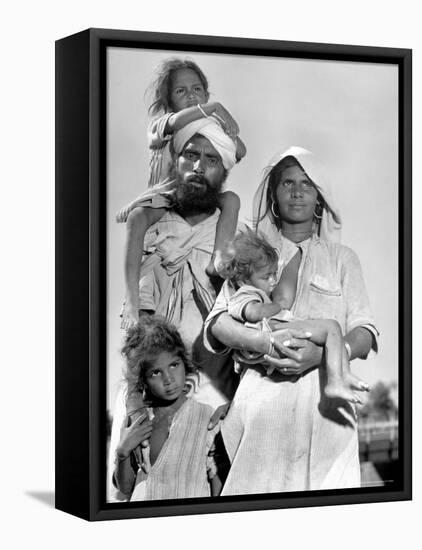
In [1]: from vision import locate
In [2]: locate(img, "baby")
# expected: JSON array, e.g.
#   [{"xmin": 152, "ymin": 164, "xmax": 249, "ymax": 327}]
[{"xmin": 219, "ymin": 229, "xmax": 370, "ymax": 403}]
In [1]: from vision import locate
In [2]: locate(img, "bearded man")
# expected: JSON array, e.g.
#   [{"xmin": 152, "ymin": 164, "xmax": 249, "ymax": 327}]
[
  {"xmin": 124, "ymin": 119, "xmax": 238, "ymax": 403},
  {"xmin": 108, "ymin": 120, "xmax": 239, "ymax": 500}
]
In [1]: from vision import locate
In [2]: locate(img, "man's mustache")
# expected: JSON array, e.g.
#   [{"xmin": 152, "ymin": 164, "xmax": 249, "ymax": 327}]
[{"xmin": 185, "ymin": 174, "xmax": 208, "ymax": 187}]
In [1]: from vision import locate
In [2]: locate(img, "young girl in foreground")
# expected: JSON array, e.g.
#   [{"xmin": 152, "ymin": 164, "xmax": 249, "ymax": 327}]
[
  {"xmin": 220, "ymin": 230, "xmax": 370, "ymax": 403},
  {"xmin": 118, "ymin": 58, "xmax": 247, "ymax": 327},
  {"xmin": 114, "ymin": 315, "xmax": 221, "ymax": 501}
]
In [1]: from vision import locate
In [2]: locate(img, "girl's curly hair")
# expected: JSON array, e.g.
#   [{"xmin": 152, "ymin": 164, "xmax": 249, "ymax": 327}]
[
  {"xmin": 121, "ymin": 314, "xmax": 198, "ymax": 396},
  {"xmin": 147, "ymin": 57, "xmax": 209, "ymax": 116},
  {"xmin": 218, "ymin": 227, "xmax": 279, "ymax": 285}
]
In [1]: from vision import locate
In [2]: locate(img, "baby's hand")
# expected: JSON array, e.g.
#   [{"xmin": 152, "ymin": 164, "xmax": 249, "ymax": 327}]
[{"xmin": 120, "ymin": 303, "xmax": 139, "ymax": 330}]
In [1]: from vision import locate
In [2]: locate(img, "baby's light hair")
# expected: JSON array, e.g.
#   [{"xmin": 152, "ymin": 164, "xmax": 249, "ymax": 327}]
[
  {"xmin": 121, "ymin": 314, "xmax": 198, "ymax": 397},
  {"xmin": 147, "ymin": 57, "xmax": 209, "ymax": 116},
  {"xmin": 219, "ymin": 228, "xmax": 279, "ymax": 285}
]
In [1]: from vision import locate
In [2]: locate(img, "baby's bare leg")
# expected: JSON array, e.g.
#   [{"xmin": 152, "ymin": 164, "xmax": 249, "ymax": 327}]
[{"xmin": 285, "ymin": 319, "xmax": 369, "ymax": 403}]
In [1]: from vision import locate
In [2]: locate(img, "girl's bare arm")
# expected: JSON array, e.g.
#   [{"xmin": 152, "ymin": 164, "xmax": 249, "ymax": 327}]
[
  {"xmin": 235, "ymin": 136, "xmax": 247, "ymax": 161},
  {"xmin": 165, "ymin": 102, "xmax": 222, "ymax": 133},
  {"xmin": 166, "ymin": 102, "xmax": 240, "ymax": 138},
  {"xmin": 114, "ymin": 414, "xmax": 153, "ymax": 495}
]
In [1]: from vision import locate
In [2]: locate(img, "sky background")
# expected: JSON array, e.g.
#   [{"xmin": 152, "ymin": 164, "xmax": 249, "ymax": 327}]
[{"xmin": 107, "ymin": 47, "xmax": 398, "ymax": 411}]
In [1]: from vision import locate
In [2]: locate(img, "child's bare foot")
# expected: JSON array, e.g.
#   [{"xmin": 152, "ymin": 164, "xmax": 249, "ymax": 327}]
[
  {"xmin": 116, "ymin": 206, "xmax": 130, "ymax": 223},
  {"xmin": 344, "ymin": 371, "xmax": 371, "ymax": 393},
  {"xmin": 205, "ymin": 258, "xmax": 218, "ymax": 277},
  {"xmin": 325, "ymin": 379, "xmax": 363, "ymax": 404},
  {"xmin": 206, "ymin": 250, "xmax": 226, "ymax": 278}
]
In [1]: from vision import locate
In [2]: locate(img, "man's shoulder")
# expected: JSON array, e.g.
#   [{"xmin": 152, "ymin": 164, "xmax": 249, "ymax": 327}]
[{"xmin": 161, "ymin": 208, "xmax": 220, "ymax": 227}]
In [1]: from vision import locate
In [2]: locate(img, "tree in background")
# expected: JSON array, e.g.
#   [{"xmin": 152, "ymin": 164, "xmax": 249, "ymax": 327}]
[{"xmin": 358, "ymin": 381, "xmax": 398, "ymax": 422}]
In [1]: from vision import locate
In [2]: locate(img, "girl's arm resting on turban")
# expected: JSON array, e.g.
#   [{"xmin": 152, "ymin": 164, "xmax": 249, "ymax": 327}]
[
  {"xmin": 166, "ymin": 105, "xmax": 212, "ymax": 133},
  {"xmin": 235, "ymin": 136, "xmax": 247, "ymax": 162},
  {"xmin": 166, "ymin": 101, "xmax": 238, "ymax": 134}
]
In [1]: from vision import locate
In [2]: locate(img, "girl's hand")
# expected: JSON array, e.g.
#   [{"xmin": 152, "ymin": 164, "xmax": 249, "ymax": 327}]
[
  {"xmin": 120, "ymin": 302, "xmax": 139, "ymax": 330},
  {"xmin": 211, "ymin": 103, "xmax": 239, "ymax": 140},
  {"xmin": 117, "ymin": 413, "xmax": 153, "ymax": 459}
]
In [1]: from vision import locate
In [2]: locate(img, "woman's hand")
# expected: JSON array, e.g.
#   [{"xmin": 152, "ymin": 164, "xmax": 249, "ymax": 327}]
[
  {"xmin": 264, "ymin": 330, "xmax": 323, "ymax": 376},
  {"xmin": 117, "ymin": 413, "xmax": 153, "ymax": 459}
]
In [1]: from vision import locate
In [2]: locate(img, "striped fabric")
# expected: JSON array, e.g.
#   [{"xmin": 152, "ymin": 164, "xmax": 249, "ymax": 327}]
[
  {"xmin": 138, "ymin": 210, "xmax": 219, "ymax": 327},
  {"xmin": 130, "ymin": 399, "xmax": 217, "ymax": 501},
  {"xmin": 147, "ymin": 113, "xmax": 174, "ymax": 188}
]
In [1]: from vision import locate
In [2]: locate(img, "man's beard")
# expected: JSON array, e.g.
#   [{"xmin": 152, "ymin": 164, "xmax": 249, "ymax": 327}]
[{"xmin": 172, "ymin": 174, "xmax": 224, "ymax": 217}]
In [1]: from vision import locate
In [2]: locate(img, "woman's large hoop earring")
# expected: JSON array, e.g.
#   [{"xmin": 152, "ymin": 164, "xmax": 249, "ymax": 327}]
[
  {"xmin": 271, "ymin": 202, "xmax": 280, "ymax": 219},
  {"xmin": 313, "ymin": 202, "xmax": 323, "ymax": 220}
]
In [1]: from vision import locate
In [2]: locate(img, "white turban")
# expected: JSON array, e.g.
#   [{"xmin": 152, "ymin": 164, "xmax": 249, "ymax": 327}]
[
  {"xmin": 253, "ymin": 146, "xmax": 342, "ymax": 243},
  {"xmin": 173, "ymin": 118, "xmax": 237, "ymax": 170}
]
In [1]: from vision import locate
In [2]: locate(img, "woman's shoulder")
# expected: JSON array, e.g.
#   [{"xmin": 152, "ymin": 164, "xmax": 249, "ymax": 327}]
[{"xmin": 313, "ymin": 237, "xmax": 360, "ymax": 262}]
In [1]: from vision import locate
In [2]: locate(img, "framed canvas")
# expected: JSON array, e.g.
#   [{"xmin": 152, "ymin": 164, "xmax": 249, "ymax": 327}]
[{"xmin": 55, "ymin": 28, "xmax": 412, "ymax": 521}]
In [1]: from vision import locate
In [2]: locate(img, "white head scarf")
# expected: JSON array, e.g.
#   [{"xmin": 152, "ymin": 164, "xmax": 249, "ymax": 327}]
[
  {"xmin": 253, "ymin": 146, "xmax": 342, "ymax": 243},
  {"xmin": 173, "ymin": 118, "xmax": 237, "ymax": 170}
]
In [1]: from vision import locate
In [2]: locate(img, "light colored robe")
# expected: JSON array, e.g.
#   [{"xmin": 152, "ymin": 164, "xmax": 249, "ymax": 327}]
[
  {"xmin": 204, "ymin": 234, "xmax": 379, "ymax": 495},
  {"xmin": 130, "ymin": 399, "xmax": 217, "ymax": 501}
]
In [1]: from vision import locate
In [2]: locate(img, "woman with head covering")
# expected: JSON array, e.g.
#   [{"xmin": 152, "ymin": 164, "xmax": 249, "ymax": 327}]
[{"xmin": 204, "ymin": 146, "xmax": 378, "ymax": 495}]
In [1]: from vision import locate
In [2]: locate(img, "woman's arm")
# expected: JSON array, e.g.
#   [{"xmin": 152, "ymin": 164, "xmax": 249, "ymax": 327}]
[
  {"xmin": 210, "ymin": 312, "xmax": 272, "ymax": 356},
  {"xmin": 210, "ymin": 312, "xmax": 312, "ymax": 358}
]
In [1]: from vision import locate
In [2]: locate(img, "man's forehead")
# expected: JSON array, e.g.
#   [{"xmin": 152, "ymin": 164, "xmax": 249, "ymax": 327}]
[{"xmin": 182, "ymin": 134, "xmax": 221, "ymax": 158}]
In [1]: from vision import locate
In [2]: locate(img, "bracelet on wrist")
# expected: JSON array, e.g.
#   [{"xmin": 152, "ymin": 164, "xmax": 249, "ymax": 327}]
[
  {"xmin": 197, "ymin": 104, "xmax": 208, "ymax": 118},
  {"xmin": 267, "ymin": 333, "xmax": 275, "ymax": 356}
]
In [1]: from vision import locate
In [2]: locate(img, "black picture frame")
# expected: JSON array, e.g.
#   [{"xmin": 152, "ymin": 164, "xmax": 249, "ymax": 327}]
[{"xmin": 55, "ymin": 27, "xmax": 412, "ymax": 521}]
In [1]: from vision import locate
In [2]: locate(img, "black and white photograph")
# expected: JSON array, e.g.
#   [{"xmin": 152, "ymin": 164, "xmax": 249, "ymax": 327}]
[
  {"xmin": 5, "ymin": 0, "xmax": 421, "ymax": 546},
  {"xmin": 105, "ymin": 42, "xmax": 403, "ymax": 505}
]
